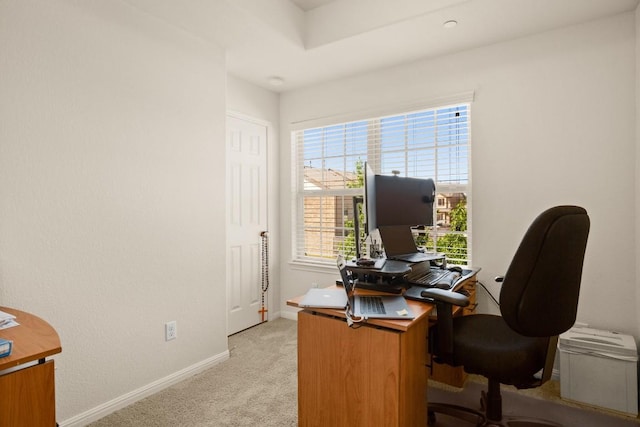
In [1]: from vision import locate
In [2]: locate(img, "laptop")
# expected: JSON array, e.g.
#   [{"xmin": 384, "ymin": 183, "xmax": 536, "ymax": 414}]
[
  {"xmin": 378, "ymin": 225, "xmax": 431, "ymax": 262},
  {"xmin": 337, "ymin": 255, "xmax": 414, "ymax": 320},
  {"xmin": 299, "ymin": 288, "xmax": 348, "ymax": 309}
]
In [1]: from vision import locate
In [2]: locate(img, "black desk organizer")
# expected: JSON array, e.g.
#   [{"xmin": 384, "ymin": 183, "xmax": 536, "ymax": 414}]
[{"xmin": 349, "ymin": 259, "xmax": 409, "ymax": 294}]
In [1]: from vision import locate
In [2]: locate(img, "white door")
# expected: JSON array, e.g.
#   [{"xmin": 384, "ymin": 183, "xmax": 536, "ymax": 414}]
[{"xmin": 226, "ymin": 115, "xmax": 268, "ymax": 335}]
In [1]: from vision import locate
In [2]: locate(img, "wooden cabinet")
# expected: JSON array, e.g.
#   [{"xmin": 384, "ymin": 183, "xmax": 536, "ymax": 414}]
[
  {"xmin": 297, "ymin": 310, "xmax": 429, "ymax": 427},
  {"xmin": 0, "ymin": 307, "xmax": 61, "ymax": 427},
  {"xmin": 461, "ymin": 277, "xmax": 478, "ymax": 316},
  {"xmin": 289, "ymin": 289, "xmax": 436, "ymax": 427}
]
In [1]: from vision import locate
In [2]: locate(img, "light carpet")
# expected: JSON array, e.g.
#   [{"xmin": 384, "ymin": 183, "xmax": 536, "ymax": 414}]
[{"xmin": 89, "ymin": 318, "xmax": 297, "ymax": 426}]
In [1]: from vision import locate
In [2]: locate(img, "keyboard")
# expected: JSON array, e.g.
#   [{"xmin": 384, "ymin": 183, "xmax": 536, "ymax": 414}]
[
  {"xmin": 406, "ymin": 267, "xmax": 461, "ymax": 289},
  {"xmin": 360, "ymin": 296, "xmax": 386, "ymax": 314}
]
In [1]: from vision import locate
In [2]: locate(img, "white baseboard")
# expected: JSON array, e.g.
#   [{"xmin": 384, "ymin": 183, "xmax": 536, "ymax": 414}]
[
  {"xmin": 59, "ymin": 350, "xmax": 230, "ymax": 427},
  {"xmin": 267, "ymin": 310, "xmax": 282, "ymax": 320},
  {"xmin": 280, "ymin": 310, "xmax": 298, "ymax": 321}
]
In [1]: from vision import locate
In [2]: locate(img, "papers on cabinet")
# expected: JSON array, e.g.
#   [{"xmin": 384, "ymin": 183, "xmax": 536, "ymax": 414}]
[{"xmin": 0, "ymin": 310, "xmax": 18, "ymax": 329}]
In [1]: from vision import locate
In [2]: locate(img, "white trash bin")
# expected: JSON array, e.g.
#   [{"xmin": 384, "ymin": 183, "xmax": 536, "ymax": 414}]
[{"xmin": 559, "ymin": 326, "xmax": 638, "ymax": 416}]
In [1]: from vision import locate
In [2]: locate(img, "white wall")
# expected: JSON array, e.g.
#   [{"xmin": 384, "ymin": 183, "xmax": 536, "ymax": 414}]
[
  {"xmin": 280, "ymin": 12, "xmax": 638, "ymax": 337},
  {"xmin": 226, "ymin": 76, "xmax": 281, "ymax": 317},
  {"xmin": 0, "ymin": 0, "xmax": 227, "ymax": 423}
]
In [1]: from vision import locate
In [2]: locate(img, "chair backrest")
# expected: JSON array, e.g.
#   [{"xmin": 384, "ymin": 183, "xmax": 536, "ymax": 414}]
[{"xmin": 500, "ymin": 206, "xmax": 590, "ymax": 337}]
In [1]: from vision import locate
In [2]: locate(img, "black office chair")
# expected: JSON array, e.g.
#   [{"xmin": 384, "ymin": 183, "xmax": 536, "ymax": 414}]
[{"xmin": 423, "ymin": 205, "xmax": 590, "ymax": 426}]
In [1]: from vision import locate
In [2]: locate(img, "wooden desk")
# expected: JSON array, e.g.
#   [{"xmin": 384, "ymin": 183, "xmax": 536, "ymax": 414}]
[
  {"xmin": 288, "ymin": 286, "xmax": 431, "ymax": 427},
  {"xmin": 0, "ymin": 307, "xmax": 62, "ymax": 427},
  {"xmin": 288, "ymin": 273, "xmax": 478, "ymax": 427}
]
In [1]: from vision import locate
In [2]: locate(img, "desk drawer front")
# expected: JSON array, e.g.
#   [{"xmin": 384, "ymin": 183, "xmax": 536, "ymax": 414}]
[{"xmin": 0, "ymin": 360, "xmax": 55, "ymax": 427}]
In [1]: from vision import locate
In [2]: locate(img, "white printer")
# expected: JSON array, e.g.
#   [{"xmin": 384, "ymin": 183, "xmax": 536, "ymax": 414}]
[{"xmin": 559, "ymin": 326, "xmax": 638, "ymax": 416}]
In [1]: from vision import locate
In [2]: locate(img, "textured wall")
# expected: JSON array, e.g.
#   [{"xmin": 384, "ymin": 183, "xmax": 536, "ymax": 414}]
[{"xmin": 0, "ymin": 0, "xmax": 227, "ymax": 422}]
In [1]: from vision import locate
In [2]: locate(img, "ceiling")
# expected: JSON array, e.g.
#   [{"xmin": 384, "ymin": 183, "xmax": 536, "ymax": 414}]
[{"xmin": 123, "ymin": 0, "xmax": 639, "ymax": 92}]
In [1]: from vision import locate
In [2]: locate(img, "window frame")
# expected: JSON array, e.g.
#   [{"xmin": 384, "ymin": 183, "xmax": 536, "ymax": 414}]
[{"xmin": 291, "ymin": 93, "xmax": 473, "ymax": 267}]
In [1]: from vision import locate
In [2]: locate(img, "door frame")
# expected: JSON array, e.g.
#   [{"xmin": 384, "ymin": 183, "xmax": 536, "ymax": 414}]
[{"xmin": 226, "ymin": 111, "xmax": 273, "ymax": 335}]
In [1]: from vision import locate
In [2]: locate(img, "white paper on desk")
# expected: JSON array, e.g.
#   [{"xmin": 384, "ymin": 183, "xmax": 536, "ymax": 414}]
[
  {"xmin": 0, "ymin": 311, "xmax": 16, "ymax": 322},
  {"xmin": 0, "ymin": 320, "xmax": 19, "ymax": 330},
  {"xmin": 0, "ymin": 310, "xmax": 16, "ymax": 320}
]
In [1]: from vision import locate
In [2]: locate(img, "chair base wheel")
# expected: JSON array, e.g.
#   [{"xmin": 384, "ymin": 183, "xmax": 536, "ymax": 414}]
[
  {"xmin": 428, "ymin": 402, "xmax": 563, "ymax": 427},
  {"xmin": 428, "ymin": 410, "xmax": 436, "ymax": 426}
]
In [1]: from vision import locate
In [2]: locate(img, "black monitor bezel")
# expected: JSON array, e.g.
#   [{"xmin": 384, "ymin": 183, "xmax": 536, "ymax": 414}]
[{"xmin": 364, "ymin": 162, "xmax": 435, "ymax": 234}]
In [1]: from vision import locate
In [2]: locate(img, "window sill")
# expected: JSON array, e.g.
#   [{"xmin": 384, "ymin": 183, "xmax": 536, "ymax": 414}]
[{"xmin": 288, "ymin": 259, "xmax": 336, "ymax": 274}]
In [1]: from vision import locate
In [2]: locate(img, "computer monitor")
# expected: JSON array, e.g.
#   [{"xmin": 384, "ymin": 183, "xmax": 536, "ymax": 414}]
[{"xmin": 364, "ymin": 162, "xmax": 435, "ymax": 234}]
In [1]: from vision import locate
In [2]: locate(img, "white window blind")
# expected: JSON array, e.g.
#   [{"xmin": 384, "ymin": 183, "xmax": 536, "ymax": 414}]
[{"xmin": 293, "ymin": 102, "xmax": 471, "ymax": 265}]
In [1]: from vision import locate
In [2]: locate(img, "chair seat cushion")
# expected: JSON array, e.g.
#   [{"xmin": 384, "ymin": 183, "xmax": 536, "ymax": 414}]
[{"xmin": 451, "ymin": 314, "xmax": 550, "ymax": 387}]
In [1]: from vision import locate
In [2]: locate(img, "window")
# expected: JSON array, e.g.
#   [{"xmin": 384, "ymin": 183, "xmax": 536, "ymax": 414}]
[{"xmin": 293, "ymin": 102, "xmax": 471, "ymax": 266}]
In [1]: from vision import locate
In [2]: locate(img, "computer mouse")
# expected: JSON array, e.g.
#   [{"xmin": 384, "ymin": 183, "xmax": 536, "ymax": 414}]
[{"xmin": 448, "ymin": 266, "xmax": 463, "ymax": 273}]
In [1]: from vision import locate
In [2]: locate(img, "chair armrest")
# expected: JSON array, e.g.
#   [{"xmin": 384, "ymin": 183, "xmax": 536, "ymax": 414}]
[
  {"xmin": 421, "ymin": 288, "xmax": 470, "ymax": 307},
  {"xmin": 423, "ymin": 288, "xmax": 470, "ymax": 365}
]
